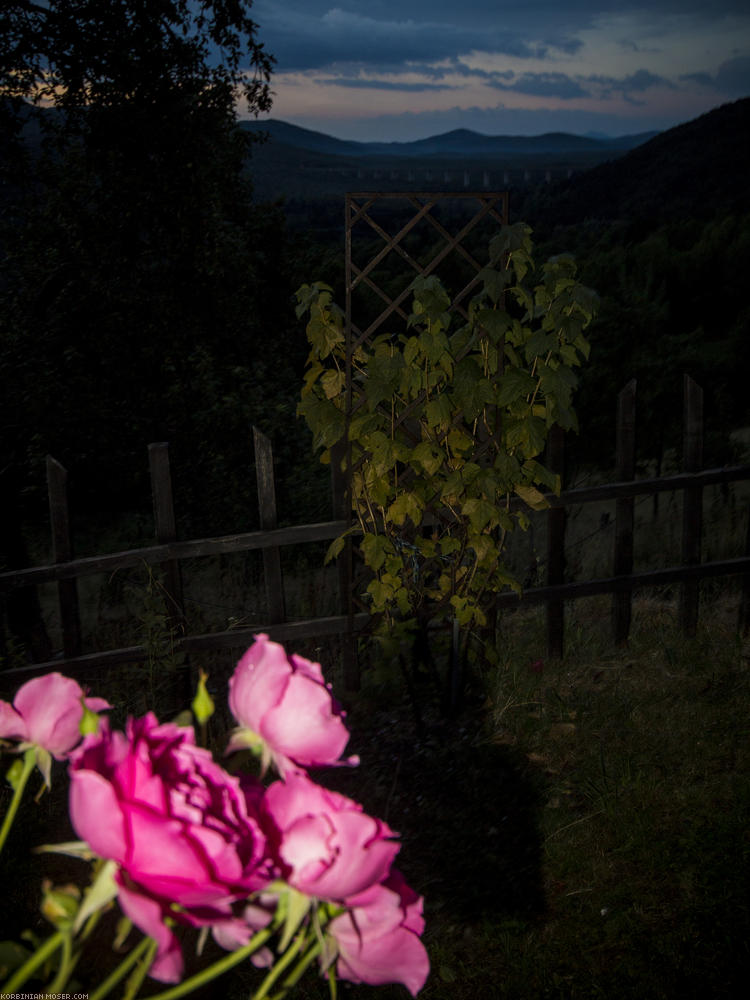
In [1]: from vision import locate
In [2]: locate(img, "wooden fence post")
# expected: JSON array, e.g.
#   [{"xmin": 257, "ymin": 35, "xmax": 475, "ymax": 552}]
[
  {"xmin": 612, "ymin": 379, "xmax": 637, "ymax": 644},
  {"xmin": 253, "ymin": 428, "xmax": 286, "ymax": 625},
  {"xmin": 46, "ymin": 455, "xmax": 81, "ymax": 658},
  {"xmin": 740, "ymin": 501, "xmax": 750, "ymax": 636},
  {"xmin": 547, "ymin": 425, "xmax": 566, "ymax": 659},
  {"xmin": 148, "ymin": 443, "xmax": 186, "ymax": 635},
  {"xmin": 679, "ymin": 376, "xmax": 703, "ymax": 636},
  {"xmin": 330, "ymin": 437, "xmax": 359, "ymax": 691}
]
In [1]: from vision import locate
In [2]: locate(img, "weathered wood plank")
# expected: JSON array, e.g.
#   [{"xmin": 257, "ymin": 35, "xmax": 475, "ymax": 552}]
[
  {"xmin": 0, "ymin": 613, "xmax": 373, "ymax": 686},
  {"xmin": 47, "ymin": 455, "xmax": 81, "ymax": 657},
  {"xmin": 612, "ymin": 379, "xmax": 637, "ymax": 645},
  {"xmin": 0, "ymin": 520, "xmax": 351, "ymax": 591},
  {"xmin": 546, "ymin": 425, "xmax": 566, "ymax": 658},
  {"xmin": 740, "ymin": 503, "xmax": 750, "ymax": 635},
  {"xmin": 679, "ymin": 376, "xmax": 703, "ymax": 636},
  {"xmin": 495, "ymin": 555, "xmax": 750, "ymax": 607},
  {"xmin": 149, "ymin": 443, "xmax": 186, "ymax": 633},
  {"xmin": 253, "ymin": 428, "xmax": 286, "ymax": 625}
]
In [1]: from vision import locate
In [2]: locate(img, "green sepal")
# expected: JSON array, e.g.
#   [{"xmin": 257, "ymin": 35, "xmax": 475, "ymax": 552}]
[
  {"xmin": 34, "ymin": 840, "xmax": 96, "ymax": 860},
  {"xmin": 74, "ymin": 859, "xmax": 119, "ymax": 933},
  {"xmin": 270, "ymin": 883, "xmax": 313, "ymax": 955},
  {"xmin": 41, "ymin": 879, "xmax": 81, "ymax": 928},
  {"xmin": 192, "ymin": 670, "xmax": 215, "ymax": 727},
  {"xmin": 5, "ymin": 755, "xmax": 26, "ymax": 792}
]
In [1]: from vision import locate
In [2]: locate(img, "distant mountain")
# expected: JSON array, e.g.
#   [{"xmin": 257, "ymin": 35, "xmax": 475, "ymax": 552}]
[
  {"xmin": 533, "ymin": 97, "xmax": 750, "ymax": 227},
  {"xmin": 241, "ymin": 118, "xmax": 657, "ymax": 159}
]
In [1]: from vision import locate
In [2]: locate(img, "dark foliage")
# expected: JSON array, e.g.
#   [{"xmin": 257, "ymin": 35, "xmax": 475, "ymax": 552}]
[{"xmin": 0, "ymin": 3, "xmax": 334, "ymax": 534}]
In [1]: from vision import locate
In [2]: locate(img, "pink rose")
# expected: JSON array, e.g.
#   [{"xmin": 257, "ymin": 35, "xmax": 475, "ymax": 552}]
[
  {"xmin": 69, "ymin": 713, "xmax": 274, "ymax": 983},
  {"xmin": 261, "ymin": 772, "xmax": 400, "ymax": 902},
  {"xmin": 227, "ymin": 634, "xmax": 358, "ymax": 777},
  {"xmin": 0, "ymin": 673, "xmax": 109, "ymax": 783},
  {"xmin": 327, "ymin": 870, "xmax": 430, "ymax": 997}
]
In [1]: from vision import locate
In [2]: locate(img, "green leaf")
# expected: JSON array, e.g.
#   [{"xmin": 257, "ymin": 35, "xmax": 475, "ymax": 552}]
[
  {"xmin": 387, "ymin": 493, "xmax": 423, "ymax": 527},
  {"xmin": 403, "ymin": 336, "xmax": 420, "ymax": 367},
  {"xmin": 506, "ymin": 415, "xmax": 547, "ymax": 458},
  {"xmin": 496, "ymin": 368, "xmax": 536, "ymax": 407},
  {"xmin": 297, "ymin": 396, "xmax": 346, "ymax": 451},
  {"xmin": 320, "ymin": 369, "xmax": 345, "ymax": 400},
  {"xmin": 538, "ymin": 362, "xmax": 577, "ymax": 402},
  {"xmin": 523, "ymin": 459, "xmax": 561, "ymax": 493},
  {"xmin": 425, "ymin": 393, "xmax": 452, "ymax": 429},
  {"xmin": 411, "ymin": 441, "xmax": 443, "ymax": 476},
  {"xmin": 0, "ymin": 939, "xmax": 32, "ymax": 977},
  {"xmin": 462, "ymin": 498, "xmax": 497, "ymax": 532},
  {"xmin": 514, "ymin": 483, "xmax": 549, "ymax": 510},
  {"xmin": 451, "ymin": 356, "xmax": 483, "ymax": 412},
  {"xmin": 361, "ymin": 533, "xmax": 390, "ymax": 571},
  {"xmin": 483, "ymin": 267, "xmax": 511, "ymax": 305},
  {"xmin": 367, "ymin": 578, "xmax": 393, "ymax": 610},
  {"xmin": 475, "ymin": 307, "xmax": 512, "ymax": 343},
  {"xmin": 324, "ymin": 535, "xmax": 346, "ymax": 564},
  {"xmin": 365, "ymin": 353, "xmax": 403, "ymax": 411}
]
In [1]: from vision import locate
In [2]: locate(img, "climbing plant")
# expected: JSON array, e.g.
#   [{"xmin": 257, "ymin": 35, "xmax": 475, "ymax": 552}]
[{"xmin": 297, "ymin": 223, "xmax": 597, "ymax": 652}]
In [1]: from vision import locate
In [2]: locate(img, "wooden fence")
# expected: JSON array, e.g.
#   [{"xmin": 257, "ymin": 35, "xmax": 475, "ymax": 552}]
[{"xmin": 2, "ymin": 376, "xmax": 750, "ymax": 693}]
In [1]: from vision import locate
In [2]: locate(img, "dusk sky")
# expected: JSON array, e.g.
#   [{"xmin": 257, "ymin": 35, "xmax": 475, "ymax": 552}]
[{"xmin": 247, "ymin": 0, "xmax": 750, "ymax": 140}]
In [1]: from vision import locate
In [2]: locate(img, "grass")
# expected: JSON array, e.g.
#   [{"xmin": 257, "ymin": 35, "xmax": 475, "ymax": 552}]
[
  {"xmin": 2, "ymin": 589, "xmax": 749, "ymax": 999},
  {"xmin": 248, "ymin": 588, "xmax": 750, "ymax": 1000}
]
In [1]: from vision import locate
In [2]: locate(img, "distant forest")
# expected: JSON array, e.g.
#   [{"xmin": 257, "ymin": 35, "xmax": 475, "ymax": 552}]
[{"xmin": 0, "ymin": 0, "xmax": 748, "ymax": 551}]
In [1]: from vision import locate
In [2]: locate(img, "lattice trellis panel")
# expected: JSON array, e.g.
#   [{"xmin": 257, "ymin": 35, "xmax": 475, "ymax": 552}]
[
  {"xmin": 339, "ymin": 192, "xmax": 510, "ymax": 660},
  {"xmin": 345, "ymin": 191, "xmax": 509, "ymax": 354}
]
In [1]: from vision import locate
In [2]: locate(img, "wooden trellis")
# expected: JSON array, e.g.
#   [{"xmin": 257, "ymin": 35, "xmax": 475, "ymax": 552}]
[
  {"xmin": 344, "ymin": 191, "xmax": 510, "ymax": 348},
  {"xmin": 338, "ymin": 192, "xmax": 511, "ymax": 684}
]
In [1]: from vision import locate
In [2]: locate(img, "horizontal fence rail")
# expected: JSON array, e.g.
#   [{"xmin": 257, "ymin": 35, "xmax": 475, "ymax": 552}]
[
  {"xmin": 0, "ymin": 520, "xmax": 350, "ymax": 591},
  {"xmin": 3, "ymin": 466, "xmax": 749, "ymax": 590}
]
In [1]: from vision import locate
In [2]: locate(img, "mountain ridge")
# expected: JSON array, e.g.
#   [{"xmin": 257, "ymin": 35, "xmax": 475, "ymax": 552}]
[{"xmin": 240, "ymin": 118, "xmax": 658, "ymax": 159}]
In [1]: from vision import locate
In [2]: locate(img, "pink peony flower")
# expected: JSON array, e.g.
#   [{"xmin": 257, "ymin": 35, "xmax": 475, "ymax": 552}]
[
  {"xmin": 0, "ymin": 673, "xmax": 109, "ymax": 784},
  {"xmin": 69, "ymin": 713, "xmax": 275, "ymax": 983},
  {"xmin": 226, "ymin": 634, "xmax": 358, "ymax": 777},
  {"xmin": 327, "ymin": 870, "xmax": 430, "ymax": 997},
  {"xmin": 261, "ymin": 772, "xmax": 400, "ymax": 902}
]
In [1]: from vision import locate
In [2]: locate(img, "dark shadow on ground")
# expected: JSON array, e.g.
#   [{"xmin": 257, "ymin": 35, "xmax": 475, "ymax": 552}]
[{"xmin": 317, "ymin": 701, "xmax": 547, "ymax": 926}]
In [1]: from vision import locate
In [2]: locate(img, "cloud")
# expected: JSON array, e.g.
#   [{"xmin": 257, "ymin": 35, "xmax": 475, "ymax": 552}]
[
  {"xmin": 681, "ymin": 55, "xmax": 750, "ymax": 97},
  {"xmin": 253, "ymin": 2, "xmax": 572, "ymax": 73},
  {"xmin": 487, "ymin": 72, "xmax": 591, "ymax": 100},
  {"xmin": 586, "ymin": 68, "xmax": 674, "ymax": 103},
  {"xmin": 460, "ymin": 66, "xmax": 672, "ymax": 102},
  {"xmin": 315, "ymin": 77, "xmax": 459, "ymax": 92}
]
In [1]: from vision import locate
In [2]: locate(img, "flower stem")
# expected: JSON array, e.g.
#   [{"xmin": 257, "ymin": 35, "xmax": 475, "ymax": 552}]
[
  {"xmin": 267, "ymin": 938, "xmax": 325, "ymax": 1000},
  {"xmin": 0, "ymin": 748, "xmax": 36, "ymax": 857},
  {"xmin": 88, "ymin": 935, "xmax": 154, "ymax": 1000},
  {"xmin": 122, "ymin": 937, "xmax": 158, "ymax": 1000},
  {"xmin": 0, "ymin": 928, "xmax": 64, "ymax": 994},
  {"xmin": 143, "ymin": 927, "xmax": 275, "ymax": 1000},
  {"xmin": 46, "ymin": 927, "xmax": 74, "ymax": 993},
  {"xmin": 252, "ymin": 932, "xmax": 305, "ymax": 1000}
]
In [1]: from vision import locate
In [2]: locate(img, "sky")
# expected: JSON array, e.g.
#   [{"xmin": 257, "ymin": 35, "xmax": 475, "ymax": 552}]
[{"xmin": 246, "ymin": 0, "xmax": 750, "ymax": 140}]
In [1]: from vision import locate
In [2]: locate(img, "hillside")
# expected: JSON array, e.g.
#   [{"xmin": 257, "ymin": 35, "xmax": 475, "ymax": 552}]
[{"xmin": 530, "ymin": 97, "xmax": 750, "ymax": 228}]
